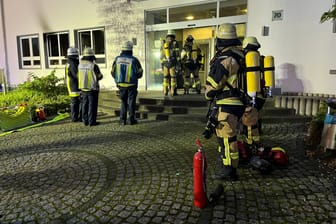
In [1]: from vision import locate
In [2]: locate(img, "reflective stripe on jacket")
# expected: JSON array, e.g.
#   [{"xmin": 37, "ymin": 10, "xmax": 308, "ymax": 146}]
[
  {"xmin": 206, "ymin": 47, "xmax": 244, "ymax": 106},
  {"xmin": 65, "ymin": 60, "xmax": 80, "ymax": 97},
  {"xmin": 78, "ymin": 61, "xmax": 98, "ymax": 91},
  {"xmin": 113, "ymin": 54, "xmax": 142, "ymax": 88}
]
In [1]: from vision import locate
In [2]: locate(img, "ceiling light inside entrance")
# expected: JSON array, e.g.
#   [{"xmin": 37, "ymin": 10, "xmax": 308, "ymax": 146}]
[{"xmin": 186, "ymin": 15, "xmax": 194, "ymax": 20}]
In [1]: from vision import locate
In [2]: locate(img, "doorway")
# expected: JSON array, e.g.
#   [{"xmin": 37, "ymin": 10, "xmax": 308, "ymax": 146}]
[
  {"xmin": 145, "ymin": 23, "xmax": 246, "ymax": 91},
  {"xmin": 146, "ymin": 26, "xmax": 216, "ymax": 91}
]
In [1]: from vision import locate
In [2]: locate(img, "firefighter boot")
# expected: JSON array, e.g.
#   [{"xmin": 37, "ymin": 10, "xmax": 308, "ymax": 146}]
[{"xmin": 215, "ymin": 165, "xmax": 238, "ymax": 181}]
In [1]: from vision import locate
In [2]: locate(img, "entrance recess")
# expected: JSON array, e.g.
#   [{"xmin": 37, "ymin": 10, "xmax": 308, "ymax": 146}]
[{"xmin": 144, "ymin": 0, "xmax": 247, "ymax": 90}]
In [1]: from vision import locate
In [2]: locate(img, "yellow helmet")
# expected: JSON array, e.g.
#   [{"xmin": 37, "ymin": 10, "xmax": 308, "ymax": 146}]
[
  {"xmin": 83, "ymin": 47, "xmax": 95, "ymax": 57},
  {"xmin": 122, "ymin": 41, "xmax": 133, "ymax": 51},
  {"xmin": 216, "ymin": 23, "xmax": 237, "ymax": 39},
  {"xmin": 243, "ymin": 36, "xmax": 261, "ymax": 49}
]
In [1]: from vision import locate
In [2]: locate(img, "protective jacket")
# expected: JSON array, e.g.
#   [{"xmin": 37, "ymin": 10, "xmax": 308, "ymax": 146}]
[
  {"xmin": 181, "ymin": 44, "xmax": 203, "ymax": 70},
  {"xmin": 205, "ymin": 46, "xmax": 246, "ymax": 117},
  {"xmin": 78, "ymin": 59, "xmax": 103, "ymax": 91},
  {"xmin": 65, "ymin": 57, "xmax": 80, "ymax": 97},
  {"xmin": 111, "ymin": 51, "xmax": 143, "ymax": 88},
  {"xmin": 160, "ymin": 40, "xmax": 180, "ymax": 68}
]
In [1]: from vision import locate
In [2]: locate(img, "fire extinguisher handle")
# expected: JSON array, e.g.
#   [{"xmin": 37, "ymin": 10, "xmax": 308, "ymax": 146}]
[{"xmin": 196, "ymin": 137, "xmax": 203, "ymax": 149}]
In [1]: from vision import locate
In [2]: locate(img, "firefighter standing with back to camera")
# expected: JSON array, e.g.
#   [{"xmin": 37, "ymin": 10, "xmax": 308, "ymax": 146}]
[
  {"xmin": 160, "ymin": 30, "xmax": 180, "ymax": 96},
  {"xmin": 111, "ymin": 41, "xmax": 143, "ymax": 125},
  {"xmin": 204, "ymin": 23, "xmax": 247, "ymax": 180},
  {"xmin": 65, "ymin": 47, "xmax": 81, "ymax": 122},
  {"xmin": 241, "ymin": 36, "xmax": 265, "ymax": 147},
  {"xmin": 78, "ymin": 48, "xmax": 103, "ymax": 126},
  {"xmin": 180, "ymin": 35, "xmax": 203, "ymax": 94}
]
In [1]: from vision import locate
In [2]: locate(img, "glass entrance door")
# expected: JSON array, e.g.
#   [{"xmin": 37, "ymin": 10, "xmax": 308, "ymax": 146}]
[
  {"xmin": 145, "ymin": 24, "xmax": 245, "ymax": 91},
  {"xmin": 146, "ymin": 26, "xmax": 216, "ymax": 90}
]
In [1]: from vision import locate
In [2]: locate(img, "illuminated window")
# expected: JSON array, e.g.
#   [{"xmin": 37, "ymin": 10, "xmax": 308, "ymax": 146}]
[
  {"xmin": 44, "ymin": 31, "xmax": 69, "ymax": 68},
  {"xmin": 169, "ymin": 2, "xmax": 217, "ymax": 23},
  {"xmin": 145, "ymin": 1, "xmax": 247, "ymax": 25},
  {"xmin": 219, "ymin": 0, "xmax": 247, "ymax": 17},
  {"xmin": 17, "ymin": 34, "xmax": 41, "ymax": 69}
]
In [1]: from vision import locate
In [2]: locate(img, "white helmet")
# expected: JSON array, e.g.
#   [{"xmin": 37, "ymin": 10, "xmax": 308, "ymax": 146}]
[
  {"xmin": 243, "ymin": 36, "xmax": 261, "ymax": 49},
  {"xmin": 67, "ymin": 47, "xmax": 79, "ymax": 56},
  {"xmin": 216, "ymin": 23, "xmax": 237, "ymax": 39},
  {"xmin": 83, "ymin": 47, "xmax": 95, "ymax": 57},
  {"xmin": 122, "ymin": 41, "xmax": 133, "ymax": 51}
]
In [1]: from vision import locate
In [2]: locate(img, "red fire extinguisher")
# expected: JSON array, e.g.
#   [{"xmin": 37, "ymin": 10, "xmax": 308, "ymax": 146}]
[{"xmin": 193, "ymin": 138, "xmax": 208, "ymax": 208}]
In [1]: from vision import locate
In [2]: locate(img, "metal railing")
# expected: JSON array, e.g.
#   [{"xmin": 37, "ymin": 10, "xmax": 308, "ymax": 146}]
[{"xmin": 274, "ymin": 93, "xmax": 336, "ymax": 116}]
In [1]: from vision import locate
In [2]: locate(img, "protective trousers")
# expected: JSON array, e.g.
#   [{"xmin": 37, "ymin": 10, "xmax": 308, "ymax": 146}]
[
  {"xmin": 70, "ymin": 96, "xmax": 81, "ymax": 122},
  {"xmin": 215, "ymin": 110, "xmax": 239, "ymax": 168},
  {"xmin": 241, "ymin": 106, "xmax": 260, "ymax": 145},
  {"xmin": 119, "ymin": 87, "xmax": 138, "ymax": 123},
  {"xmin": 163, "ymin": 66, "xmax": 176, "ymax": 96},
  {"xmin": 183, "ymin": 67, "xmax": 201, "ymax": 94},
  {"xmin": 81, "ymin": 90, "xmax": 99, "ymax": 125}
]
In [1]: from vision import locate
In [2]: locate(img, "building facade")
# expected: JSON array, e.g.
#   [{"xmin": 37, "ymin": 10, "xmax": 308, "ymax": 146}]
[{"xmin": 0, "ymin": 0, "xmax": 335, "ymax": 94}]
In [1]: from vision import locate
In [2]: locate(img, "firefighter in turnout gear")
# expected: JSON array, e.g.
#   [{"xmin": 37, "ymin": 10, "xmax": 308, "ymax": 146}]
[
  {"xmin": 111, "ymin": 41, "xmax": 143, "ymax": 125},
  {"xmin": 241, "ymin": 36, "xmax": 266, "ymax": 147},
  {"xmin": 78, "ymin": 47, "xmax": 103, "ymax": 126},
  {"xmin": 181, "ymin": 35, "xmax": 204, "ymax": 94},
  {"xmin": 204, "ymin": 23, "xmax": 247, "ymax": 181},
  {"xmin": 65, "ymin": 47, "xmax": 81, "ymax": 122},
  {"xmin": 160, "ymin": 30, "xmax": 180, "ymax": 96}
]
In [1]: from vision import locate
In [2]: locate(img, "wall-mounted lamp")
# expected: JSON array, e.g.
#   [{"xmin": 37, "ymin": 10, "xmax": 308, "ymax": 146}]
[{"xmin": 261, "ymin": 26, "xmax": 269, "ymax": 36}]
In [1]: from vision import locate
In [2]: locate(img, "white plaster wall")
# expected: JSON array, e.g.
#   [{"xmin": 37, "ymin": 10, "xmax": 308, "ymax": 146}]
[
  {"xmin": 2, "ymin": 0, "xmax": 336, "ymax": 94},
  {"xmin": 1, "ymin": 0, "xmax": 146, "ymax": 90},
  {"xmin": 0, "ymin": 0, "xmax": 6, "ymax": 74},
  {"xmin": 247, "ymin": 0, "xmax": 336, "ymax": 95}
]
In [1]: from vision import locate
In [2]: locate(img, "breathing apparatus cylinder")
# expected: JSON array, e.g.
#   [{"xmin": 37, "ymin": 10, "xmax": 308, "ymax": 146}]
[
  {"xmin": 163, "ymin": 42, "xmax": 170, "ymax": 60},
  {"xmin": 264, "ymin": 56, "xmax": 275, "ymax": 96},
  {"xmin": 245, "ymin": 51, "xmax": 261, "ymax": 104}
]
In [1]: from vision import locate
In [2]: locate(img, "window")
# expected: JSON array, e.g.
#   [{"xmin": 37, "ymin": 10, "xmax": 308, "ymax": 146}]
[
  {"xmin": 75, "ymin": 27, "xmax": 106, "ymax": 65},
  {"xmin": 17, "ymin": 34, "xmax": 41, "ymax": 69},
  {"xmin": 219, "ymin": 0, "xmax": 247, "ymax": 17},
  {"xmin": 169, "ymin": 2, "xmax": 217, "ymax": 23},
  {"xmin": 145, "ymin": 9, "xmax": 167, "ymax": 25},
  {"xmin": 145, "ymin": 1, "xmax": 247, "ymax": 26},
  {"xmin": 44, "ymin": 31, "xmax": 69, "ymax": 68}
]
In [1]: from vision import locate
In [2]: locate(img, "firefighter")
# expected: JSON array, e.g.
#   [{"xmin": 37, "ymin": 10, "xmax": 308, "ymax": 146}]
[
  {"xmin": 204, "ymin": 23, "xmax": 247, "ymax": 181},
  {"xmin": 78, "ymin": 47, "xmax": 103, "ymax": 126},
  {"xmin": 241, "ymin": 36, "xmax": 266, "ymax": 146},
  {"xmin": 65, "ymin": 47, "xmax": 81, "ymax": 122},
  {"xmin": 160, "ymin": 30, "xmax": 180, "ymax": 96},
  {"xmin": 181, "ymin": 35, "xmax": 203, "ymax": 94},
  {"xmin": 111, "ymin": 41, "xmax": 143, "ymax": 125}
]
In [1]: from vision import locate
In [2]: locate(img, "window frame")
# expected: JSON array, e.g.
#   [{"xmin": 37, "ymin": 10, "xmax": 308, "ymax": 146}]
[
  {"xmin": 75, "ymin": 27, "xmax": 106, "ymax": 67},
  {"xmin": 17, "ymin": 34, "xmax": 41, "ymax": 69},
  {"xmin": 44, "ymin": 31, "xmax": 69, "ymax": 68},
  {"xmin": 145, "ymin": 0, "xmax": 247, "ymax": 27}
]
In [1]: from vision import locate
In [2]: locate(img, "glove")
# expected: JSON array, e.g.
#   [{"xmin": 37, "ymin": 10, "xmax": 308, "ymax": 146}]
[{"xmin": 202, "ymin": 116, "xmax": 218, "ymax": 139}]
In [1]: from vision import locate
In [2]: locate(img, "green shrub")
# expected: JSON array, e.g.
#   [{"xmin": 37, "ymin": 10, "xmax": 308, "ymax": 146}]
[{"xmin": 0, "ymin": 70, "xmax": 70, "ymax": 116}]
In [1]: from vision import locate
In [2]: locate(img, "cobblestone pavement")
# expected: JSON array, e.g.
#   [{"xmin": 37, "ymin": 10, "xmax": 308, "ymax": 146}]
[{"xmin": 0, "ymin": 114, "xmax": 335, "ymax": 224}]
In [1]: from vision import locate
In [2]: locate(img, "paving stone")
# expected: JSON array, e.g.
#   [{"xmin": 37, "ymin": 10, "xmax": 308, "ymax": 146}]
[{"xmin": 0, "ymin": 109, "xmax": 335, "ymax": 223}]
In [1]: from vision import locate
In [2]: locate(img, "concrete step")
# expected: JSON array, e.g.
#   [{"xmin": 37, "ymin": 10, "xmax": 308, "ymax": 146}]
[
  {"xmin": 137, "ymin": 96, "xmax": 208, "ymax": 107},
  {"xmin": 98, "ymin": 90, "xmax": 307, "ymax": 124},
  {"xmin": 167, "ymin": 113, "xmax": 310, "ymax": 124}
]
